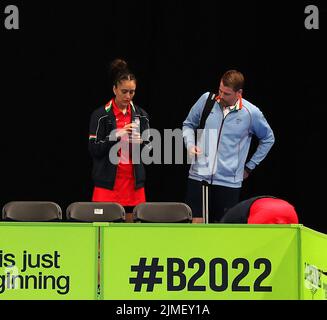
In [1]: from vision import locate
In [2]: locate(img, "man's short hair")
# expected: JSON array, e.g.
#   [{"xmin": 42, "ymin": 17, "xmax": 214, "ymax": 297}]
[{"xmin": 221, "ymin": 70, "xmax": 244, "ymax": 92}]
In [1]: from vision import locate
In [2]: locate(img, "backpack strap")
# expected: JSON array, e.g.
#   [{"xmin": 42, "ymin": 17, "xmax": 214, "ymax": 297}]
[{"xmin": 199, "ymin": 92, "xmax": 217, "ymax": 129}]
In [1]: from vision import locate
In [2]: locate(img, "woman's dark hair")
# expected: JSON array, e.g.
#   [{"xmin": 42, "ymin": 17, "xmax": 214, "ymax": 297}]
[{"xmin": 110, "ymin": 58, "xmax": 136, "ymax": 87}]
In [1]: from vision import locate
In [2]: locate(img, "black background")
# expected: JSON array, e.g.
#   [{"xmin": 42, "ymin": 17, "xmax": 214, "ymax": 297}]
[{"xmin": 1, "ymin": 1, "xmax": 326, "ymax": 233}]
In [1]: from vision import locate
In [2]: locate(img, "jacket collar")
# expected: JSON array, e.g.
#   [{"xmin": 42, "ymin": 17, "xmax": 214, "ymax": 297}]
[
  {"xmin": 105, "ymin": 99, "xmax": 136, "ymax": 113},
  {"xmin": 215, "ymin": 95, "xmax": 243, "ymax": 111}
]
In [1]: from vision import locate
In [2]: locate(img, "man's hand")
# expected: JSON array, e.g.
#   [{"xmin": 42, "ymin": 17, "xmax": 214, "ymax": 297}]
[
  {"xmin": 243, "ymin": 167, "xmax": 252, "ymax": 179},
  {"xmin": 188, "ymin": 145, "xmax": 203, "ymax": 157}
]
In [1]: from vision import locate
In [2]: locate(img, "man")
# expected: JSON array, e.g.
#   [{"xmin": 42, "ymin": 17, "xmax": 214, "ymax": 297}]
[
  {"xmin": 182, "ymin": 70, "xmax": 275, "ymax": 223},
  {"xmin": 220, "ymin": 196, "xmax": 299, "ymax": 224}
]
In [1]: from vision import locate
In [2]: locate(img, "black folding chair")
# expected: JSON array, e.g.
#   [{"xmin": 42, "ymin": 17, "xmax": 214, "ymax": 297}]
[
  {"xmin": 66, "ymin": 202, "xmax": 125, "ymax": 222},
  {"xmin": 2, "ymin": 201, "xmax": 62, "ymax": 221},
  {"xmin": 133, "ymin": 202, "xmax": 192, "ymax": 223}
]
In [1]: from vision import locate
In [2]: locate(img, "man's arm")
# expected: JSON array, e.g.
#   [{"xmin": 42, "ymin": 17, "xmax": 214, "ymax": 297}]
[{"xmin": 246, "ymin": 109, "xmax": 275, "ymax": 170}]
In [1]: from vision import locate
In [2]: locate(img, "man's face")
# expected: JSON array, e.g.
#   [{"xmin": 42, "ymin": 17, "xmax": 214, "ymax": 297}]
[
  {"xmin": 218, "ymin": 81, "xmax": 242, "ymax": 107},
  {"xmin": 113, "ymin": 80, "xmax": 136, "ymax": 108}
]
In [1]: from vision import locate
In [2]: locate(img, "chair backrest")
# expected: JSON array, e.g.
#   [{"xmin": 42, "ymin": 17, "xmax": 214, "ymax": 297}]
[
  {"xmin": 2, "ymin": 201, "xmax": 62, "ymax": 221},
  {"xmin": 66, "ymin": 202, "xmax": 125, "ymax": 222},
  {"xmin": 133, "ymin": 202, "xmax": 192, "ymax": 223}
]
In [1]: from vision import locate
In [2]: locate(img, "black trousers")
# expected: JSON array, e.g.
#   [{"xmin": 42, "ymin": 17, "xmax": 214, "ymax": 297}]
[{"xmin": 185, "ymin": 178, "xmax": 241, "ymax": 223}]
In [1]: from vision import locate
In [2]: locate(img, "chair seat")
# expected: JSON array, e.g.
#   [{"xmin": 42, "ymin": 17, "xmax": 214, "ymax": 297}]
[
  {"xmin": 133, "ymin": 202, "xmax": 192, "ymax": 223},
  {"xmin": 66, "ymin": 202, "xmax": 125, "ymax": 222},
  {"xmin": 2, "ymin": 201, "xmax": 62, "ymax": 222}
]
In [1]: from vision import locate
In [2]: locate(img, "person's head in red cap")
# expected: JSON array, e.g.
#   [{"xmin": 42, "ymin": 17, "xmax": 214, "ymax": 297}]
[
  {"xmin": 247, "ymin": 197, "xmax": 298, "ymax": 224},
  {"xmin": 220, "ymin": 196, "xmax": 299, "ymax": 224}
]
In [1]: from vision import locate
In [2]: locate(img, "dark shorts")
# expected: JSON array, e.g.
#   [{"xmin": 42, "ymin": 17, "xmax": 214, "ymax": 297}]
[{"xmin": 185, "ymin": 178, "xmax": 241, "ymax": 222}]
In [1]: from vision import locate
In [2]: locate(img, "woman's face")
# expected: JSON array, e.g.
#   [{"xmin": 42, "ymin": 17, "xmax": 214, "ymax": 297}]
[{"xmin": 113, "ymin": 80, "xmax": 136, "ymax": 109}]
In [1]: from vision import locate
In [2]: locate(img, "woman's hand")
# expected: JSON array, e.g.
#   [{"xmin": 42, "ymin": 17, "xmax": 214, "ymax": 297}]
[{"xmin": 115, "ymin": 123, "xmax": 138, "ymax": 139}]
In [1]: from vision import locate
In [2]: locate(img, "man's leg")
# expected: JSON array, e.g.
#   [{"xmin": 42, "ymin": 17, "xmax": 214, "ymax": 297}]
[
  {"xmin": 210, "ymin": 185, "xmax": 241, "ymax": 223},
  {"xmin": 185, "ymin": 178, "xmax": 204, "ymax": 223}
]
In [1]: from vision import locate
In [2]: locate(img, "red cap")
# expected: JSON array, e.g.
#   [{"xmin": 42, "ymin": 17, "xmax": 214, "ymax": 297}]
[{"xmin": 248, "ymin": 198, "xmax": 299, "ymax": 224}]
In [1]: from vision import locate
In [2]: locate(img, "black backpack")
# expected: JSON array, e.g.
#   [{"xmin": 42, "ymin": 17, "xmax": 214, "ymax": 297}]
[
  {"xmin": 198, "ymin": 92, "xmax": 217, "ymax": 129},
  {"xmin": 193, "ymin": 92, "xmax": 217, "ymax": 159}
]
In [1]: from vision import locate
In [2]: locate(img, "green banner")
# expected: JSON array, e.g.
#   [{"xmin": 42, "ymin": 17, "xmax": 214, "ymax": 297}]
[
  {"xmin": 102, "ymin": 224, "xmax": 301, "ymax": 300},
  {"xmin": 301, "ymin": 227, "xmax": 327, "ymax": 300},
  {"xmin": 0, "ymin": 222, "xmax": 98, "ymax": 300},
  {"xmin": 1, "ymin": 222, "xmax": 326, "ymax": 300}
]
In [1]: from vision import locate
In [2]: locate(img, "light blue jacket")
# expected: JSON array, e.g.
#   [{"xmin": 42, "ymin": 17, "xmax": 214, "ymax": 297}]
[{"xmin": 182, "ymin": 92, "xmax": 275, "ymax": 188}]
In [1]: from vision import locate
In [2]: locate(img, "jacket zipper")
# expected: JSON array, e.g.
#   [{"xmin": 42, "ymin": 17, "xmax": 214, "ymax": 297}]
[
  {"xmin": 210, "ymin": 117, "xmax": 224, "ymax": 184},
  {"xmin": 210, "ymin": 108, "xmax": 235, "ymax": 184},
  {"xmin": 133, "ymin": 111, "xmax": 142, "ymax": 189}
]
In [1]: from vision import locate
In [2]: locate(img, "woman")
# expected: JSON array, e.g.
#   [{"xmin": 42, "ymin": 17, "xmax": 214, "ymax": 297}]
[{"xmin": 88, "ymin": 59, "xmax": 151, "ymax": 213}]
